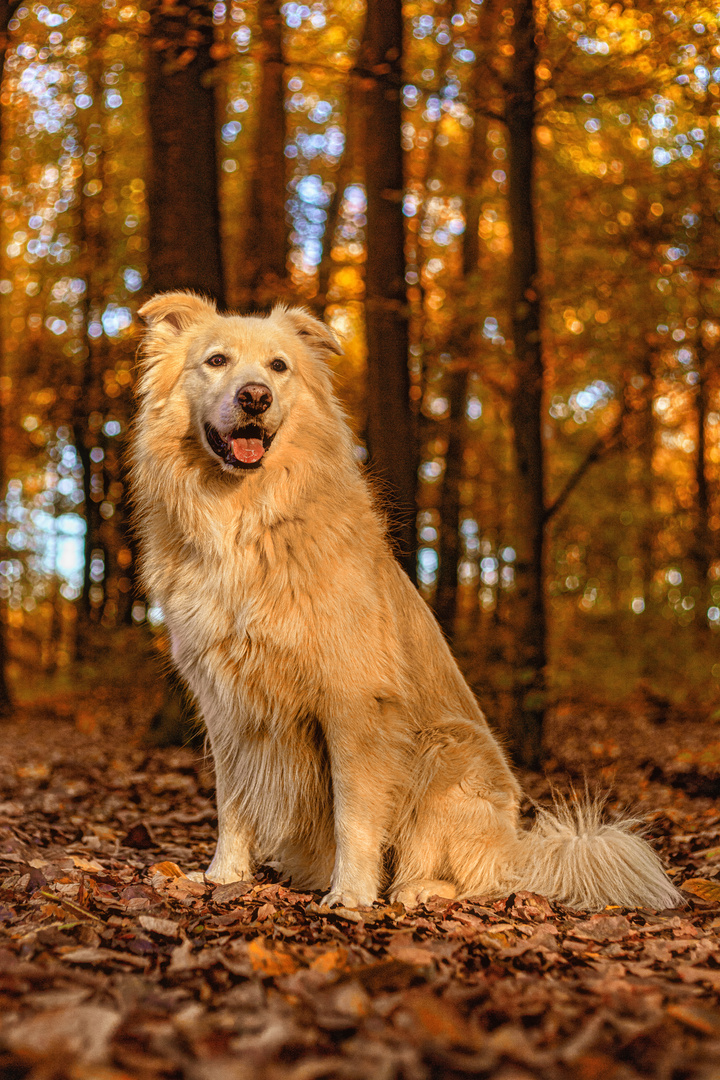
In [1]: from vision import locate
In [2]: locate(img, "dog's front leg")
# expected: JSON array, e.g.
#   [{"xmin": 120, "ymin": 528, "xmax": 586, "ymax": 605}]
[
  {"xmin": 321, "ymin": 704, "xmax": 399, "ymax": 908},
  {"xmin": 205, "ymin": 763, "xmax": 254, "ymax": 885}
]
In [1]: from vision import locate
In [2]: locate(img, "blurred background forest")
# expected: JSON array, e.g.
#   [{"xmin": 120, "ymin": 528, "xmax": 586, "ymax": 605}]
[{"xmin": 0, "ymin": 0, "xmax": 719, "ymax": 766}]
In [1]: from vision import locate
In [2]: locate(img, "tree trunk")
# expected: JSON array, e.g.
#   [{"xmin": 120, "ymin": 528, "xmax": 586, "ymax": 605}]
[
  {"xmin": 144, "ymin": 1, "xmax": 226, "ymax": 742},
  {"xmin": 504, "ymin": 0, "xmax": 546, "ymax": 768},
  {"xmin": 691, "ymin": 340, "xmax": 712, "ymax": 591},
  {"xmin": 73, "ymin": 77, "xmax": 108, "ymax": 659},
  {"xmin": 146, "ymin": 0, "xmax": 225, "ymax": 303},
  {"xmin": 240, "ymin": 0, "xmax": 287, "ymax": 304},
  {"xmin": 359, "ymin": 0, "xmax": 417, "ymax": 581},
  {"xmin": 0, "ymin": 0, "xmax": 20, "ymax": 714},
  {"xmin": 435, "ymin": 95, "xmax": 491, "ymax": 637}
]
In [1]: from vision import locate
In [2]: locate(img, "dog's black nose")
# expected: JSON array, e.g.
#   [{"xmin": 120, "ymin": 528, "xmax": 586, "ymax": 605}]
[{"xmin": 236, "ymin": 383, "xmax": 272, "ymax": 415}]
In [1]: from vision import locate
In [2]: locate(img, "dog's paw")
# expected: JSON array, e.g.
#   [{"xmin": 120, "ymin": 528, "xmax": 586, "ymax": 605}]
[
  {"xmin": 321, "ymin": 888, "xmax": 376, "ymax": 910},
  {"xmin": 204, "ymin": 859, "xmax": 252, "ymax": 886},
  {"xmin": 391, "ymin": 880, "xmax": 457, "ymax": 907}
]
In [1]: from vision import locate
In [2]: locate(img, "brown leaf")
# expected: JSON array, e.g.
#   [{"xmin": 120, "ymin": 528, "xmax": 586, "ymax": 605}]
[
  {"xmin": 212, "ymin": 880, "xmax": 253, "ymax": 903},
  {"xmin": 4, "ymin": 1005, "xmax": 119, "ymax": 1063},
  {"xmin": 401, "ymin": 989, "xmax": 476, "ymax": 1047},
  {"xmin": 681, "ymin": 878, "xmax": 720, "ymax": 903},
  {"xmin": 667, "ymin": 1003, "xmax": 720, "ymax": 1035},
  {"xmin": 71, "ymin": 856, "xmax": 103, "ymax": 873},
  {"xmin": 148, "ymin": 860, "xmax": 187, "ymax": 878},
  {"xmin": 247, "ymin": 937, "xmax": 297, "ymax": 976},
  {"xmin": 571, "ymin": 915, "xmax": 634, "ymax": 942},
  {"xmin": 138, "ymin": 915, "xmax": 180, "ymax": 937},
  {"xmin": 309, "ymin": 947, "xmax": 349, "ymax": 973},
  {"xmin": 121, "ymin": 823, "xmax": 154, "ymax": 850}
]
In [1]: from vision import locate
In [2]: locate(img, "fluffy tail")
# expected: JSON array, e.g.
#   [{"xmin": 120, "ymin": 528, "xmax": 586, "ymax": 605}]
[{"xmin": 511, "ymin": 800, "xmax": 683, "ymax": 910}]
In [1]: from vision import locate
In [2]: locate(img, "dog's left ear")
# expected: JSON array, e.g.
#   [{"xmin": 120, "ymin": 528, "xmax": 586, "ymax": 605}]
[
  {"xmin": 139, "ymin": 291, "xmax": 217, "ymax": 333},
  {"xmin": 281, "ymin": 307, "xmax": 343, "ymax": 356}
]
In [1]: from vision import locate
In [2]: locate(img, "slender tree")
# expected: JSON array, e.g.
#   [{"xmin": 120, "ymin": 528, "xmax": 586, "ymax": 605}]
[
  {"xmin": 146, "ymin": 0, "xmax": 225, "ymax": 303},
  {"xmin": 358, "ymin": 0, "xmax": 417, "ymax": 580},
  {"xmin": 143, "ymin": 0, "xmax": 226, "ymax": 741},
  {"xmin": 240, "ymin": 0, "xmax": 287, "ymax": 304},
  {"xmin": 434, "ymin": 102, "xmax": 491, "ymax": 639},
  {"xmin": 0, "ymin": 0, "xmax": 20, "ymax": 713},
  {"xmin": 504, "ymin": 0, "xmax": 546, "ymax": 767}
]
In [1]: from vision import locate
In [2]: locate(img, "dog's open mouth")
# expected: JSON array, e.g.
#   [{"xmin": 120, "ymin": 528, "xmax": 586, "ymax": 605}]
[{"xmin": 204, "ymin": 423, "xmax": 276, "ymax": 469}]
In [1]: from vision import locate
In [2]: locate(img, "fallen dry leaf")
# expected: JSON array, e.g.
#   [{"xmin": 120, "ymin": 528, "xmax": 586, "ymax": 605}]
[{"xmin": 681, "ymin": 878, "xmax": 720, "ymax": 903}]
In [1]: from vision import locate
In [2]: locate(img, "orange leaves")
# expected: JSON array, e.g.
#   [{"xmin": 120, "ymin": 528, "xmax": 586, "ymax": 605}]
[
  {"xmin": 681, "ymin": 878, "xmax": 720, "ymax": 903},
  {"xmin": 247, "ymin": 938, "xmax": 298, "ymax": 977},
  {"xmin": 147, "ymin": 861, "xmax": 187, "ymax": 879},
  {"xmin": 309, "ymin": 947, "xmax": 349, "ymax": 973}
]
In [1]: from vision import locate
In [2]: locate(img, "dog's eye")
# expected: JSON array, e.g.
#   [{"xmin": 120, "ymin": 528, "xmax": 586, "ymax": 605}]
[
  {"xmin": 270, "ymin": 358, "xmax": 287, "ymax": 373},
  {"xmin": 205, "ymin": 354, "xmax": 227, "ymax": 368}
]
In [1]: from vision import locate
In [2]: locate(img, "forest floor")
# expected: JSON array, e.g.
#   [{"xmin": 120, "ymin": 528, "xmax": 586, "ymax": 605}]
[{"xmin": 2, "ymin": 672, "xmax": 720, "ymax": 1080}]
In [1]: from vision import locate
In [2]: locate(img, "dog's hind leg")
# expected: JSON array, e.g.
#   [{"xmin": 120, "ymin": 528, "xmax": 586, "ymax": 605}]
[{"xmin": 392, "ymin": 777, "xmax": 520, "ymax": 905}]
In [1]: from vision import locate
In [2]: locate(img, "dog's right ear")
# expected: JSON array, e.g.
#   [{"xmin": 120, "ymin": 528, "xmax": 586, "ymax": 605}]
[{"xmin": 138, "ymin": 291, "xmax": 217, "ymax": 333}]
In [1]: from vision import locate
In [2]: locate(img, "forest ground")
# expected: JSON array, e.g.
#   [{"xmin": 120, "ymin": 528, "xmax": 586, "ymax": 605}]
[{"xmin": 2, "ymin": 649, "xmax": 720, "ymax": 1080}]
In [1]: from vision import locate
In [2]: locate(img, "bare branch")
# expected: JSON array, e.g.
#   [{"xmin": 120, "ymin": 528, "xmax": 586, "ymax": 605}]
[{"xmin": 543, "ymin": 411, "xmax": 624, "ymax": 526}]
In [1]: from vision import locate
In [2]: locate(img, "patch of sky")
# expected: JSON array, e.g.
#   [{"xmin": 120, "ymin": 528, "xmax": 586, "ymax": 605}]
[
  {"xmin": 577, "ymin": 35, "xmax": 609, "ymax": 54},
  {"xmin": 232, "ymin": 25, "xmax": 251, "ymax": 48},
  {"xmin": 550, "ymin": 381, "xmax": 613, "ymax": 421},
  {"xmin": 585, "ymin": 118, "xmax": 601, "ymax": 132},
  {"xmin": 222, "ymin": 121, "xmax": 242, "ymax": 142},
  {"xmin": 417, "ymin": 547, "xmax": 439, "ymax": 585},
  {"xmin": 413, "ymin": 14, "xmax": 434, "ymax": 38},
  {"xmin": 282, "ymin": 3, "xmax": 325, "ymax": 29},
  {"xmin": 295, "ymin": 129, "xmax": 343, "ymax": 159},
  {"xmin": 101, "ymin": 304, "xmax": 132, "ymax": 336},
  {"xmin": 288, "ymin": 174, "xmax": 333, "ymax": 267},
  {"xmin": 419, "ymin": 460, "xmax": 443, "ymax": 482},
  {"xmin": 35, "ymin": 6, "xmax": 67, "ymax": 25},
  {"xmin": 308, "ymin": 100, "xmax": 332, "ymax": 124},
  {"xmin": 482, "ymin": 316, "xmax": 498, "ymax": 338},
  {"xmin": 123, "ymin": 268, "xmax": 142, "ymax": 292},
  {"xmin": 424, "ymin": 96, "xmax": 441, "ymax": 122}
]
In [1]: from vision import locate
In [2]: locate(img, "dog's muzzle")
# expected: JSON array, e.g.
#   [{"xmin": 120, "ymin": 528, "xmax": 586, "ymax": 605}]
[{"xmin": 204, "ymin": 422, "xmax": 276, "ymax": 469}]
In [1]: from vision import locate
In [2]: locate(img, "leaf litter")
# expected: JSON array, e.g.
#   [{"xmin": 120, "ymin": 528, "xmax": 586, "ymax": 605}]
[{"xmin": 1, "ymin": 695, "xmax": 720, "ymax": 1079}]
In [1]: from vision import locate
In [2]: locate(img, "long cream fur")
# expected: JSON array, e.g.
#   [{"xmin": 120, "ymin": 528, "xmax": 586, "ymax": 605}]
[{"xmin": 130, "ymin": 292, "xmax": 681, "ymax": 912}]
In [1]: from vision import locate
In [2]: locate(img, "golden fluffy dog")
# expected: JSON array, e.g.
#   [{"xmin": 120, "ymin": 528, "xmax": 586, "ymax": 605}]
[{"xmin": 131, "ymin": 292, "xmax": 680, "ymax": 911}]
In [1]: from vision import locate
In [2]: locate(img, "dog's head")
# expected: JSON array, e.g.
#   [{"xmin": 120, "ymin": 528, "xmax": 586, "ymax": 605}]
[{"xmin": 136, "ymin": 292, "xmax": 343, "ymax": 476}]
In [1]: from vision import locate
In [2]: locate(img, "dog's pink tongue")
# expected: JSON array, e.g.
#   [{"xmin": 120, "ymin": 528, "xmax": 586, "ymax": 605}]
[{"xmin": 231, "ymin": 437, "xmax": 265, "ymax": 464}]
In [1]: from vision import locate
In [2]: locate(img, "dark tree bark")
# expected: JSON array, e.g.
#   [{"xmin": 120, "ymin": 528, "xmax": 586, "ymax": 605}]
[
  {"xmin": 146, "ymin": 0, "xmax": 225, "ymax": 303},
  {"xmin": 73, "ymin": 59, "xmax": 109, "ymax": 660},
  {"xmin": 240, "ymin": 0, "xmax": 287, "ymax": 303},
  {"xmin": 691, "ymin": 339, "xmax": 712, "ymax": 590},
  {"xmin": 0, "ymin": 0, "xmax": 20, "ymax": 714},
  {"xmin": 359, "ymin": 0, "xmax": 417, "ymax": 580},
  {"xmin": 434, "ymin": 101, "xmax": 491, "ymax": 638},
  {"xmin": 144, "ymin": 1, "xmax": 226, "ymax": 741},
  {"xmin": 504, "ymin": 0, "xmax": 546, "ymax": 768}
]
